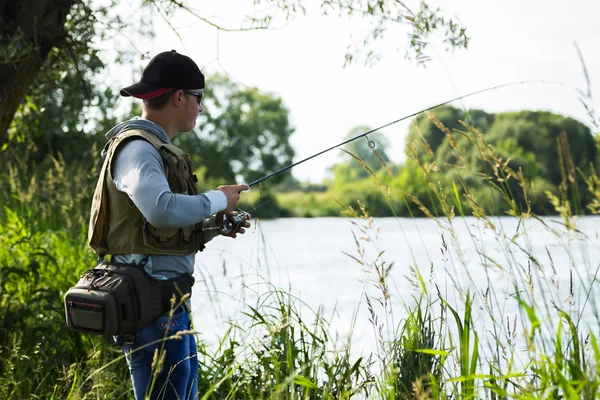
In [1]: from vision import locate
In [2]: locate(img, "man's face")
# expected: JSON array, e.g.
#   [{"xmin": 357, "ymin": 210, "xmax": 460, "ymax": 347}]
[{"xmin": 178, "ymin": 88, "xmax": 204, "ymax": 132}]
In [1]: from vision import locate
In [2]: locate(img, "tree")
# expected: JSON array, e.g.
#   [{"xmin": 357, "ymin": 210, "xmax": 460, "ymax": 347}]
[
  {"xmin": 241, "ymin": 0, "xmax": 468, "ymax": 65},
  {"xmin": 404, "ymin": 105, "xmax": 597, "ymax": 214},
  {"xmin": 405, "ymin": 105, "xmax": 494, "ymax": 162},
  {"xmin": 0, "ymin": 0, "xmax": 76, "ymax": 141},
  {"xmin": 485, "ymin": 111, "xmax": 595, "ymax": 185},
  {"xmin": 330, "ymin": 126, "xmax": 392, "ymax": 182},
  {"xmin": 172, "ymin": 74, "xmax": 295, "ymax": 186},
  {"xmin": 6, "ymin": 46, "xmax": 119, "ymax": 165},
  {"xmin": 0, "ymin": 0, "xmax": 154, "ymax": 143}
]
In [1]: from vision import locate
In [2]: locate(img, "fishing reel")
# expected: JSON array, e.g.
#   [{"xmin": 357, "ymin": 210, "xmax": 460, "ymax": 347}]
[{"xmin": 219, "ymin": 210, "xmax": 250, "ymax": 235}]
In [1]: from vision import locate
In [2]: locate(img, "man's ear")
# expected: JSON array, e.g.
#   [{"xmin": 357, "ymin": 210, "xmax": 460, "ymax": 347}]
[{"xmin": 171, "ymin": 89, "xmax": 184, "ymax": 107}]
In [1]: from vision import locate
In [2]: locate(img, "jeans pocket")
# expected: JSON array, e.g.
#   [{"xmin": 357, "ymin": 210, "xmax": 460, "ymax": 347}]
[{"xmin": 154, "ymin": 305, "xmax": 187, "ymax": 335}]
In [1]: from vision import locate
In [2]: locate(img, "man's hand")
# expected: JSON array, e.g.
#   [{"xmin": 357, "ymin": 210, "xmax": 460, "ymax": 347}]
[
  {"xmin": 216, "ymin": 211, "xmax": 251, "ymax": 238},
  {"xmin": 217, "ymin": 184, "xmax": 250, "ymax": 212}
]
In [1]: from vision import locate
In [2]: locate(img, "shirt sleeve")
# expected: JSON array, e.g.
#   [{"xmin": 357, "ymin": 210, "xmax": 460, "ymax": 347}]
[{"xmin": 111, "ymin": 138, "xmax": 228, "ymax": 229}]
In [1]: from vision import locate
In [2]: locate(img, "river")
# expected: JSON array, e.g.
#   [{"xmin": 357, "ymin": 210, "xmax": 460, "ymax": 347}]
[{"xmin": 192, "ymin": 216, "xmax": 600, "ymax": 365}]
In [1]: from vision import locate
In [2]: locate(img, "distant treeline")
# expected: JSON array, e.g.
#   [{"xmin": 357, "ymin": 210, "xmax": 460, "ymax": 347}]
[{"xmin": 240, "ymin": 106, "xmax": 598, "ymax": 219}]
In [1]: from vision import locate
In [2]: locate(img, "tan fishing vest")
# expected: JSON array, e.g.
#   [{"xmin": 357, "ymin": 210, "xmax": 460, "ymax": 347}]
[{"xmin": 88, "ymin": 129, "xmax": 205, "ymax": 256}]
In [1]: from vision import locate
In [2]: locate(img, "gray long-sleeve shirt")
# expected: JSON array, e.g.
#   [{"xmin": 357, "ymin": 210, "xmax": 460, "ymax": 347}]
[{"xmin": 104, "ymin": 117, "xmax": 227, "ymax": 279}]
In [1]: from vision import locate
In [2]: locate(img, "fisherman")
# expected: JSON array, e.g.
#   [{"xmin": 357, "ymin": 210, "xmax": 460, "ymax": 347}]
[{"xmin": 87, "ymin": 50, "xmax": 250, "ymax": 399}]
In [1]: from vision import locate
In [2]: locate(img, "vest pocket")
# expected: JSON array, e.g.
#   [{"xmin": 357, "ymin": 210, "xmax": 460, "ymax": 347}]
[{"xmin": 142, "ymin": 222, "xmax": 197, "ymax": 253}]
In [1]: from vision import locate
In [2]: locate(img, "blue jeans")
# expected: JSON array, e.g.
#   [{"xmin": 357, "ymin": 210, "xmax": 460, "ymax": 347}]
[{"xmin": 116, "ymin": 305, "xmax": 199, "ymax": 400}]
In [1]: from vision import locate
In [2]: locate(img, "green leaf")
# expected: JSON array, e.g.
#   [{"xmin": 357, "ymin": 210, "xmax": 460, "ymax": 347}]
[{"xmin": 294, "ymin": 375, "xmax": 318, "ymax": 389}]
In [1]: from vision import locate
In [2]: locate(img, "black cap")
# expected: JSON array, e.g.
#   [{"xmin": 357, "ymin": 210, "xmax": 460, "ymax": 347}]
[{"xmin": 120, "ymin": 50, "xmax": 205, "ymax": 99}]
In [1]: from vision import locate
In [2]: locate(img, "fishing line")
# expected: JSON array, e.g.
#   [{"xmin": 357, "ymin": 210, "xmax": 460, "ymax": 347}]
[{"xmin": 248, "ymin": 79, "xmax": 576, "ymax": 188}]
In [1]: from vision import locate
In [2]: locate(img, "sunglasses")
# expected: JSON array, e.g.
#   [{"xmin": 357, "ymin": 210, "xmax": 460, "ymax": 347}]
[{"xmin": 181, "ymin": 90, "xmax": 204, "ymax": 104}]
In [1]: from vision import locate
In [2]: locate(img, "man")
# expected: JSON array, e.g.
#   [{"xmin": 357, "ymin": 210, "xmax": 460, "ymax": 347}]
[{"xmin": 87, "ymin": 50, "xmax": 250, "ymax": 399}]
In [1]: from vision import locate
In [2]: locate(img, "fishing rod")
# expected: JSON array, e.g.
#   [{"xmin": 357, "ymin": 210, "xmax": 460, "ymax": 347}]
[{"xmin": 248, "ymin": 79, "xmax": 573, "ymax": 188}]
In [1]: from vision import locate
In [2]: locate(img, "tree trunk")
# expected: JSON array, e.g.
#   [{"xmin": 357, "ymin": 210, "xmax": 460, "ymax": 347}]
[{"xmin": 0, "ymin": 0, "xmax": 76, "ymax": 142}]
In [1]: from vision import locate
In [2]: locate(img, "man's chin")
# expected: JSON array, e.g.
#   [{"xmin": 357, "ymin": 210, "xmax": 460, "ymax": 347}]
[{"xmin": 182, "ymin": 122, "xmax": 196, "ymax": 133}]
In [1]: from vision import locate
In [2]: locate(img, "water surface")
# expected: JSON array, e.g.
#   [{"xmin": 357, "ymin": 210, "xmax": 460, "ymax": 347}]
[{"xmin": 192, "ymin": 216, "xmax": 600, "ymax": 361}]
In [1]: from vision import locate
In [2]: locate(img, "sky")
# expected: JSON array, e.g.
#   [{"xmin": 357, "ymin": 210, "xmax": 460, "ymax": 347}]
[{"xmin": 111, "ymin": 0, "xmax": 600, "ymax": 183}]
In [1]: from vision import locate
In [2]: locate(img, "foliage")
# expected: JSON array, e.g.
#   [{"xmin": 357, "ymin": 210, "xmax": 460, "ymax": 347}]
[
  {"xmin": 336, "ymin": 121, "xmax": 600, "ymax": 397},
  {"xmin": 143, "ymin": 0, "xmax": 468, "ymax": 67},
  {"xmin": 250, "ymin": 0, "xmax": 469, "ymax": 65},
  {"xmin": 181, "ymin": 106, "xmax": 599, "ymax": 220},
  {"xmin": 1, "ymin": 1, "xmax": 151, "ymax": 173},
  {"xmin": 0, "ymin": 192, "xmax": 128, "ymax": 399},
  {"xmin": 277, "ymin": 191, "xmax": 342, "ymax": 218},
  {"xmin": 0, "ymin": 0, "xmax": 154, "ymax": 141},
  {"xmin": 406, "ymin": 106, "xmax": 495, "ymax": 158},
  {"xmin": 174, "ymin": 73, "xmax": 296, "ymax": 187},
  {"xmin": 195, "ymin": 289, "xmax": 373, "ymax": 399},
  {"xmin": 329, "ymin": 127, "xmax": 393, "ymax": 182},
  {"xmin": 434, "ymin": 107, "xmax": 594, "ymax": 214},
  {"xmin": 6, "ymin": 47, "xmax": 116, "ymax": 166},
  {"xmin": 407, "ymin": 106, "xmax": 595, "ymax": 185},
  {"xmin": 308, "ymin": 106, "xmax": 597, "ymax": 219},
  {"xmin": 239, "ymin": 187, "xmax": 293, "ymax": 219},
  {"xmin": 3, "ymin": 2, "xmax": 600, "ymax": 398},
  {"xmin": 2, "ymin": 108, "xmax": 600, "ymax": 398}
]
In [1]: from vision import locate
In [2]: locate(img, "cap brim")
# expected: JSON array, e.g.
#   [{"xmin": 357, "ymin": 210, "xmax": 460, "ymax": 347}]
[{"xmin": 120, "ymin": 82, "xmax": 173, "ymax": 99}]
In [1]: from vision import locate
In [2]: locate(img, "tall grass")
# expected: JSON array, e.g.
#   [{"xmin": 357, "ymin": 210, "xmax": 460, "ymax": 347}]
[
  {"xmin": 1, "ymin": 114, "xmax": 600, "ymax": 399},
  {"xmin": 339, "ymin": 113, "xmax": 600, "ymax": 398}
]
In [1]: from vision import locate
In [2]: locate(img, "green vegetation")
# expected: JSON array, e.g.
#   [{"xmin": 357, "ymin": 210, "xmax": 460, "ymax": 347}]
[
  {"xmin": 246, "ymin": 106, "xmax": 597, "ymax": 219},
  {"xmin": 2, "ymin": 108, "xmax": 600, "ymax": 398},
  {"xmin": 2, "ymin": 2, "xmax": 598, "ymax": 399},
  {"xmin": 176, "ymin": 73, "xmax": 295, "ymax": 187}
]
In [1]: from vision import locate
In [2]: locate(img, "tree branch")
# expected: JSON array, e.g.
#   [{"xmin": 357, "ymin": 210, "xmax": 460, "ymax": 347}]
[{"xmin": 155, "ymin": 0, "xmax": 271, "ymax": 32}]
